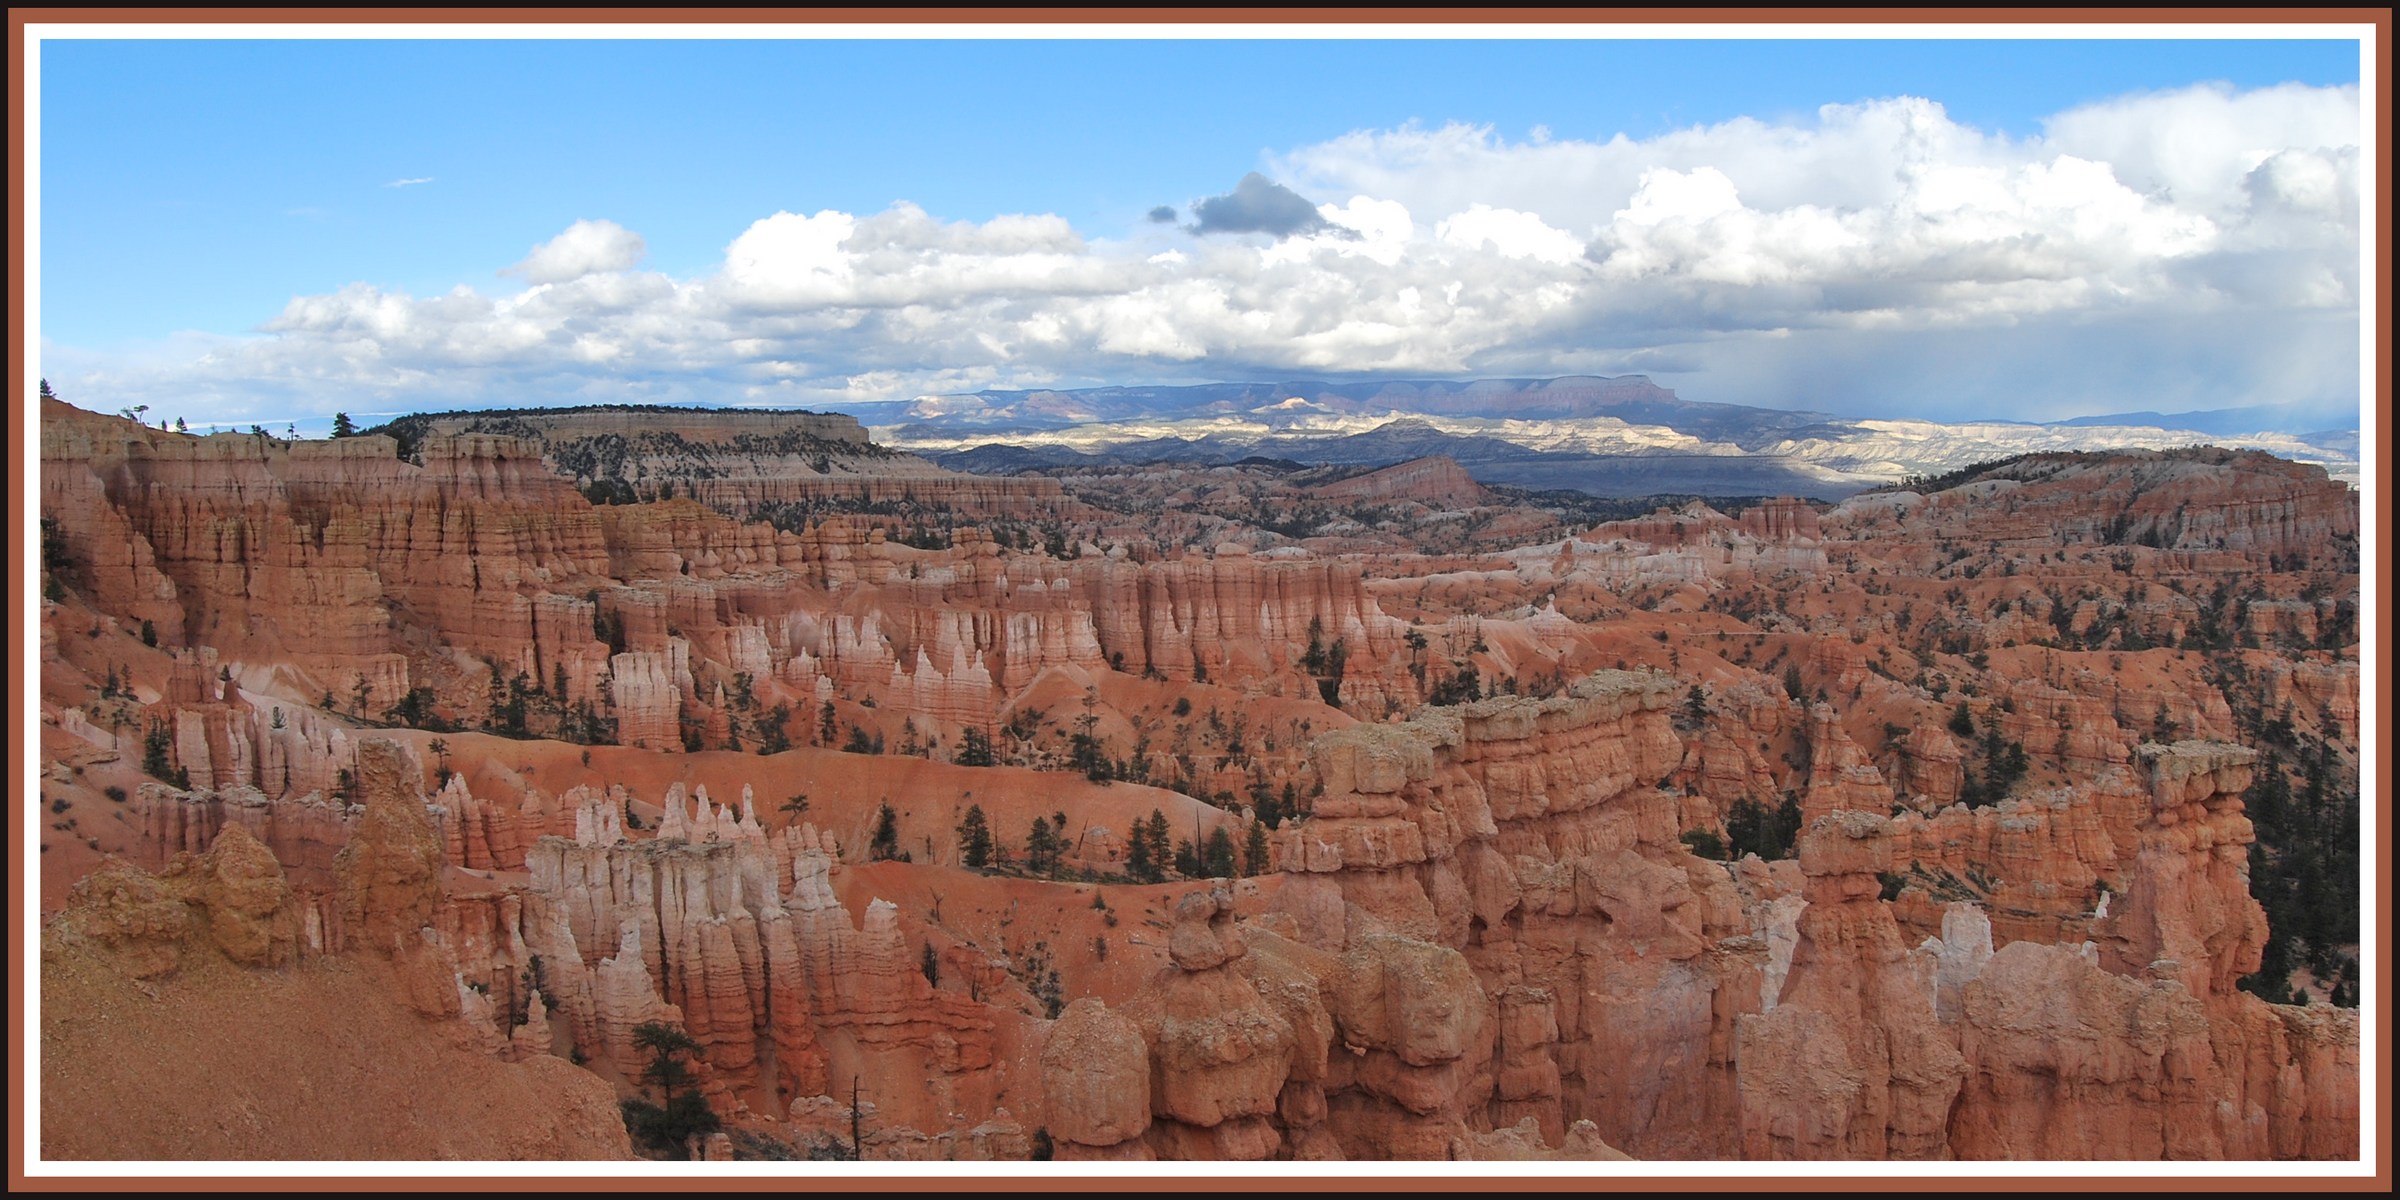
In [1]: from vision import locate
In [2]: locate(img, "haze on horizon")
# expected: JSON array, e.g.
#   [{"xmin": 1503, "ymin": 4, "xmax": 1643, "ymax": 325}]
[{"xmin": 30, "ymin": 29, "xmax": 2369, "ymax": 435}]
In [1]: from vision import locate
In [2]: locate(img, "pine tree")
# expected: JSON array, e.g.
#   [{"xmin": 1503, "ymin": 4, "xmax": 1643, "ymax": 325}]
[
  {"xmin": 623, "ymin": 1022, "xmax": 718, "ymax": 1153},
  {"xmin": 871, "ymin": 803, "xmax": 902, "ymax": 861},
  {"xmin": 331, "ymin": 411, "xmax": 357, "ymax": 438},
  {"xmin": 757, "ymin": 703, "xmax": 793, "ymax": 755},
  {"xmin": 142, "ymin": 718, "xmax": 176, "ymax": 783},
  {"xmin": 1244, "ymin": 821, "xmax": 1271, "ymax": 876},
  {"xmin": 1203, "ymin": 826, "xmax": 1238, "ymax": 878},
  {"xmin": 1146, "ymin": 810, "xmax": 1173, "ymax": 877},
  {"xmin": 1024, "ymin": 815, "xmax": 1055, "ymax": 875},
  {"xmin": 1125, "ymin": 818, "xmax": 1156, "ymax": 882},
  {"xmin": 957, "ymin": 726, "xmax": 995, "ymax": 767},
  {"xmin": 956, "ymin": 804, "xmax": 992, "ymax": 869},
  {"xmin": 1027, "ymin": 811, "xmax": 1075, "ymax": 878}
]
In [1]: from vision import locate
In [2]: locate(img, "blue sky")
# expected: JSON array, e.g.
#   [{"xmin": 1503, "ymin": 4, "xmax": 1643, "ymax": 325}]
[{"xmin": 32, "ymin": 30, "xmax": 2370, "ymax": 429}]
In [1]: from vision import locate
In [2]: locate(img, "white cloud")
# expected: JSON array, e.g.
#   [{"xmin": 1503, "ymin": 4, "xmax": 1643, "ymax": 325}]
[
  {"xmin": 384, "ymin": 176, "xmax": 434, "ymax": 188},
  {"xmin": 53, "ymin": 84, "xmax": 2362, "ymax": 426},
  {"xmin": 504, "ymin": 218, "xmax": 648, "ymax": 285}
]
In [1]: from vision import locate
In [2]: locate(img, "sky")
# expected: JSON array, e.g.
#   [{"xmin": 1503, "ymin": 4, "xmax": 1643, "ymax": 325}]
[{"xmin": 29, "ymin": 24, "xmax": 2373, "ymax": 433}]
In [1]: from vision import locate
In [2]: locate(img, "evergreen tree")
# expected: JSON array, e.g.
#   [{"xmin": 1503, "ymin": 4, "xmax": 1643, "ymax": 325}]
[
  {"xmin": 1125, "ymin": 817, "xmax": 1157, "ymax": 883},
  {"xmin": 870, "ymin": 803, "xmax": 902, "ymax": 861},
  {"xmin": 756, "ymin": 703, "xmax": 794, "ymax": 755},
  {"xmin": 1146, "ymin": 810, "xmax": 1173, "ymax": 875},
  {"xmin": 331, "ymin": 411, "xmax": 357, "ymax": 438},
  {"xmin": 1203, "ymin": 826, "xmax": 1238, "ymax": 878},
  {"xmin": 142, "ymin": 719, "xmax": 177, "ymax": 783},
  {"xmin": 957, "ymin": 726, "xmax": 995, "ymax": 767},
  {"xmin": 1253, "ymin": 787, "xmax": 1282, "ymax": 830},
  {"xmin": 1022, "ymin": 811, "xmax": 1070, "ymax": 878},
  {"xmin": 1243, "ymin": 821, "xmax": 1272, "ymax": 876},
  {"xmin": 621, "ymin": 1022, "xmax": 718, "ymax": 1154},
  {"xmin": 485, "ymin": 662, "xmax": 509, "ymax": 731},
  {"xmin": 956, "ymin": 804, "xmax": 992, "ymax": 869},
  {"xmin": 1727, "ymin": 795, "xmax": 1803, "ymax": 861},
  {"xmin": 1772, "ymin": 792, "xmax": 1803, "ymax": 855},
  {"xmin": 1024, "ymin": 815, "xmax": 1056, "ymax": 875}
]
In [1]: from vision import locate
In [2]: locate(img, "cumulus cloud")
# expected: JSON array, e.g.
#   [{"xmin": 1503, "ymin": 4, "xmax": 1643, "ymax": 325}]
[
  {"xmin": 1188, "ymin": 172, "xmax": 1333, "ymax": 238},
  {"xmin": 504, "ymin": 218, "xmax": 648, "ymax": 285},
  {"xmin": 1436, "ymin": 204, "xmax": 1586, "ymax": 264},
  {"xmin": 53, "ymin": 84, "xmax": 2363, "ymax": 426},
  {"xmin": 1147, "ymin": 205, "xmax": 1179, "ymax": 224}
]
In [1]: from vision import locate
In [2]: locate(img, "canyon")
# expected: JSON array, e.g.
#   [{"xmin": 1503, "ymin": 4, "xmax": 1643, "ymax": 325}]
[{"xmin": 33, "ymin": 398, "xmax": 2362, "ymax": 1163}]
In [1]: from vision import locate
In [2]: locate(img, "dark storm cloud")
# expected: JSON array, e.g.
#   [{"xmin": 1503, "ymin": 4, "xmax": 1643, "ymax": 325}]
[
  {"xmin": 1187, "ymin": 172, "xmax": 1333, "ymax": 238},
  {"xmin": 1147, "ymin": 205, "xmax": 1179, "ymax": 224}
]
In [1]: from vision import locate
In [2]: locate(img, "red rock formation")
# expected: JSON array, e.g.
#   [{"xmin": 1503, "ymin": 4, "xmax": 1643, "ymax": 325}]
[
  {"xmin": 1271, "ymin": 672, "xmax": 1775, "ymax": 1158},
  {"xmin": 2097, "ymin": 742, "xmax": 2265, "ymax": 1001},
  {"xmin": 1311, "ymin": 457, "xmax": 1494, "ymax": 508},
  {"xmin": 1125, "ymin": 887, "xmax": 1296, "ymax": 1160},
  {"xmin": 1819, "ymin": 448, "xmax": 2356, "ymax": 568},
  {"xmin": 41, "ymin": 402, "xmax": 2360, "ymax": 1163},
  {"xmin": 1041, "ymin": 997, "xmax": 1154, "ymax": 1158},
  {"xmin": 49, "ymin": 856, "xmax": 199, "ymax": 980},
  {"xmin": 609, "ymin": 648, "xmax": 684, "ymax": 749},
  {"xmin": 1566, "ymin": 498, "xmax": 1830, "ymax": 587},
  {"xmin": 50, "ymin": 818, "xmax": 305, "ymax": 977},
  {"xmin": 1322, "ymin": 933, "xmax": 1492, "ymax": 1159},
  {"xmin": 1739, "ymin": 497, "xmax": 1823, "ymax": 544},
  {"xmin": 1800, "ymin": 701, "xmax": 1895, "ymax": 823},
  {"xmin": 175, "ymin": 823, "xmax": 301, "ymax": 968},
  {"xmin": 334, "ymin": 740, "xmax": 444, "ymax": 956},
  {"xmin": 41, "ymin": 402, "xmax": 616, "ymax": 697},
  {"xmin": 1952, "ymin": 939, "xmax": 2231, "ymax": 1158},
  {"xmin": 135, "ymin": 783, "xmax": 355, "ymax": 892},
  {"xmin": 1736, "ymin": 812, "xmax": 1965, "ymax": 1160}
]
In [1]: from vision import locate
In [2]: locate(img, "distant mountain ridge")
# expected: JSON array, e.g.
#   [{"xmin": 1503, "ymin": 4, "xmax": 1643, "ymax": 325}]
[
  {"xmin": 2049, "ymin": 404, "xmax": 2361, "ymax": 437},
  {"xmin": 874, "ymin": 375, "xmax": 2358, "ymax": 498},
  {"xmin": 906, "ymin": 375, "xmax": 1850, "ymax": 450}
]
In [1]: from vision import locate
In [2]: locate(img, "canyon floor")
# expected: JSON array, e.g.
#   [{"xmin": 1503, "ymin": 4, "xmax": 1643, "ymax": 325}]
[{"xmin": 30, "ymin": 400, "xmax": 2364, "ymax": 1163}]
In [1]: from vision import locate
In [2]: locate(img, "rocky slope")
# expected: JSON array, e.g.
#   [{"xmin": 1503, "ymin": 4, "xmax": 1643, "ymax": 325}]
[{"xmin": 39, "ymin": 812, "xmax": 632, "ymax": 1160}]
